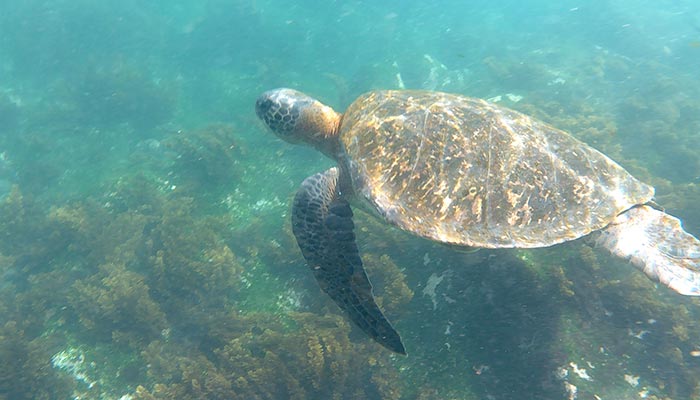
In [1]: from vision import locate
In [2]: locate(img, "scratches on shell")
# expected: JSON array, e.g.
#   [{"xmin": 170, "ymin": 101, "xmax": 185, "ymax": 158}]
[{"xmin": 339, "ymin": 90, "xmax": 654, "ymax": 248}]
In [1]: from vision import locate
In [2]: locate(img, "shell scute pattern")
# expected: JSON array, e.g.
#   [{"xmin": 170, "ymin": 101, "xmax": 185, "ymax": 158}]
[{"xmin": 340, "ymin": 91, "xmax": 654, "ymax": 248}]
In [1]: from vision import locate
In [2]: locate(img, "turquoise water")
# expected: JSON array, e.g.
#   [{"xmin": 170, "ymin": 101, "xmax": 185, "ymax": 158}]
[{"xmin": 1, "ymin": 1, "xmax": 699, "ymax": 399}]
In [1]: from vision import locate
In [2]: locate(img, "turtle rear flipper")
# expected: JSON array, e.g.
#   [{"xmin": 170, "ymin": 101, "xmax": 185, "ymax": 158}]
[
  {"xmin": 596, "ymin": 205, "xmax": 700, "ymax": 295},
  {"xmin": 292, "ymin": 167, "xmax": 406, "ymax": 354}
]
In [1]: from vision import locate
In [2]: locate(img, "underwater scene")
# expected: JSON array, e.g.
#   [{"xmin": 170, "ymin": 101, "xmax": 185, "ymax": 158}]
[{"xmin": 1, "ymin": 0, "xmax": 700, "ymax": 399}]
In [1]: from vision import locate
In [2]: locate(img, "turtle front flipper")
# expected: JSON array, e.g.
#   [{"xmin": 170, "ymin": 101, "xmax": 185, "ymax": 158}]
[
  {"xmin": 292, "ymin": 167, "xmax": 406, "ymax": 354},
  {"xmin": 595, "ymin": 205, "xmax": 700, "ymax": 295}
]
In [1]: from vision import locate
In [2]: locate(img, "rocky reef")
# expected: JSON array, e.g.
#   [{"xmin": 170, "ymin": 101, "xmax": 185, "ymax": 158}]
[{"xmin": 0, "ymin": 2, "xmax": 699, "ymax": 398}]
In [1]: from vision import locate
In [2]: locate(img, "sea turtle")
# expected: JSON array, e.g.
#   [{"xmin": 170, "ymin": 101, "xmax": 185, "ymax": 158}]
[{"xmin": 255, "ymin": 88, "xmax": 700, "ymax": 354}]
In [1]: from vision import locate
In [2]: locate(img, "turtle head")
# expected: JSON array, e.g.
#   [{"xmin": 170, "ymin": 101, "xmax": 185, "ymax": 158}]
[{"xmin": 256, "ymin": 88, "xmax": 341, "ymax": 156}]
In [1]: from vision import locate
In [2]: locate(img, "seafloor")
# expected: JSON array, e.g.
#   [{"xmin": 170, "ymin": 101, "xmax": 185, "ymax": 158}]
[{"xmin": 0, "ymin": 1, "xmax": 699, "ymax": 400}]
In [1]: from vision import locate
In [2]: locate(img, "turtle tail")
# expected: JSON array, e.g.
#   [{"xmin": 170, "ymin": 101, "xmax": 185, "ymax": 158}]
[{"xmin": 595, "ymin": 205, "xmax": 700, "ymax": 295}]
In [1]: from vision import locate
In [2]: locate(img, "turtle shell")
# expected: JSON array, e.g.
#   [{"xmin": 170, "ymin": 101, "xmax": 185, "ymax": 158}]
[{"xmin": 338, "ymin": 90, "xmax": 654, "ymax": 248}]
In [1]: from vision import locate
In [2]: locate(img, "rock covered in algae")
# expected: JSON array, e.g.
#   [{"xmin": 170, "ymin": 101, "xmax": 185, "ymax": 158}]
[
  {"xmin": 131, "ymin": 312, "xmax": 404, "ymax": 400},
  {"xmin": 69, "ymin": 262, "xmax": 168, "ymax": 343},
  {"xmin": 0, "ymin": 321, "xmax": 74, "ymax": 400},
  {"xmin": 162, "ymin": 124, "xmax": 241, "ymax": 193}
]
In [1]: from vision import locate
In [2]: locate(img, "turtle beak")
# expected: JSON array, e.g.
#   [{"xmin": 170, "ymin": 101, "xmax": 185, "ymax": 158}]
[
  {"xmin": 254, "ymin": 91, "xmax": 276, "ymax": 121},
  {"xmin": 255, "ymin": 89, "xmax": 282, "ymax": 122},
  {"xmin": 255, "ymin": 88, "xmax": 306, "ymax": 140}
]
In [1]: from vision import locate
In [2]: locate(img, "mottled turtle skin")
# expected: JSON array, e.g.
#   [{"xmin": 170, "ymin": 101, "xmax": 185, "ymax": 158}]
[{"xmin": 340, "ymin": 90, "xmax": 653, "ymax": 248}]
